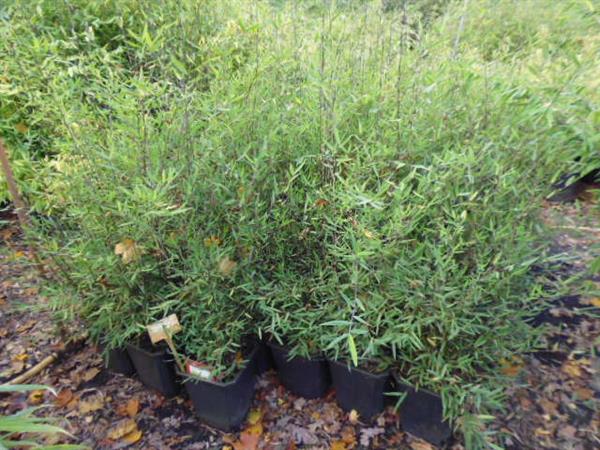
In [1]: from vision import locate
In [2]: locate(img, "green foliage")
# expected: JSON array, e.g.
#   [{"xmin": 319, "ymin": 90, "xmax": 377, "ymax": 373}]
[
  {"xmin": 0, "ymin": 385, "xmax": 87, "ymax": 449},
  {"xmin": 4, "ymin": 0, "xmax": 598, "ymax": 448}
]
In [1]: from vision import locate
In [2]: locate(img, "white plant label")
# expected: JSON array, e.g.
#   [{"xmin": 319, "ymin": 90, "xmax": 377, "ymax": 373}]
[{"xmin": 147, "ymin": 314, "xmax": 182, "ymax": 344}]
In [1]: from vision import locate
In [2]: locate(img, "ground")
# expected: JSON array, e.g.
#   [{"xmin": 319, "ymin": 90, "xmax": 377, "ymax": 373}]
[{"xmin": 0, "ymin": 200, "xmax": 599, "ymax": 450}]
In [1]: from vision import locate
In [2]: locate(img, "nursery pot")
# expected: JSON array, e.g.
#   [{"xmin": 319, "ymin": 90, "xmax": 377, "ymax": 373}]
[
  {"xmin": 126, "ymin": 342, "xmax": 180, "ymax": 397},
  {"xmin": 104, "ymin": 347, "xmax": 135, "ymax": 376},
  {"xmin": 329, "ymin": 360, "xmax": 390, "ymax": 418},
  {"xmin": 254, "ymin": 339, "xmax": 274, "ymax": 375},
  {"xmin": 178, "ymin": 347, "xmax": 259, "ymax": 431},
  {"xmin": 392, "ymin": 376, "xmax": 452, "ymax": 447},
  {"xmin": 269, "ymin": 342, "xmax": 331, "ymax": 399}
]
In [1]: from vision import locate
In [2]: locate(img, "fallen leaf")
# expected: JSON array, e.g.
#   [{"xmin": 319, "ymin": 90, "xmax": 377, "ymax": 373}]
[
  {"xmin": 363, "ymin": 229, "xmax": 375, "ymax": 239},
  {"xmin": 81, "ymin": 367, "xmax": 100, "ymax": 382},
  {"xmin": 204, "ymin": 236, "xmax": 222, "ymax": 247},
  {"xmin": 539, "ymin": 398, "xmax": 558, "ymax": 416},
  {"xmin": 233, "ymin": 423, "xmax": 262, "ymax": 450},
  {"xmin": 15, "ymin": 122, "xmax": 29, "ymax": 133},
  {"xmin": 115, "ymin": 238, "xmax": 142, "ymax": 264},
  {"xmin": 14, "ymin": 353, "xmax": 29, "ymax": 362},
  {"xmin": 360, "ymin": 427, "xmax": 384, "ymax": 447},
  {"xmin": 247, "ymin": 409, "xmax": 262, "ymax": 425},
  {"xmin": 121, "ymin": 429, "xmax": 143, "ymax": 445},
  {"xmin": 562, "ymin": 361, "xmax": 582, "ymax": 378},
  {"xmin": 79, "ymin": 395, "xmax": 104, "ymax": 414},
  {"xmin": 55, "ymin": 389, "xmax": 74, "ymax": 408},
  {"xmin": 16, "ymin": 321, "xmax": 36, "ymax": 333},
  {"xmin": 410, "ymin": 440, "xmax": 434, "ymax": 450},
  {"xmin": 588, "ymin": 297, "xmax": 600, "ymax": 308},
  {"xmin": 558, "ymin": 425, "xmax": 577, "ymax": 440},
  {"xmin": 500, "ymin": 356, "xmax": 524, "ymax": 377},
  {"xmin": 315, "ymin": 198, "xmax": 329, "ymax": 207},
  {"xmin": 28, "ymin": 390, "xmax": 45, "ymax": 405},
  {"xmin": 574, "ymin": 387, "xmax": 593, "ymax": 400},
  {"xmin": 331, "ymin": 441, "xmax": 346, "ymax": 450},
  {"xmin": 117, "ymin": 398, "xmax": 140, "ymax": 418},
  {"xmin": 340, "ymin": 426, "xmax": 356, "ymax": 447},
  {"xmin": 348, "ymin": 409, "xmax": 360, "ymax": 424},
  {"xmin": 218, "ymin": 257, "xmax": 237, "ymax": 276},
  {"xmin": 107, "ymin": 418, "xmax": 137, "ymax": 440}
]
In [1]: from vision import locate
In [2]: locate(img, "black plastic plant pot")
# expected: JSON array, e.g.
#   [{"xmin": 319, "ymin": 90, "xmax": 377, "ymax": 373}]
[
  {"xmin": 105, "ymin": 347, "xmax": 135, "ymax": 376},
  {"xmin": 393, "ymin": 376, "xmax": 452, "ymax": 447},
  {"xmin": 269, "ymin": 342, "xmax": 331, "ymax": 399},
  {"xmin": 329, "ymin": 360, "xmax": 390, "ymax": 418},
  {"xmin": 178, "ymin": 347, "xmax": 259, "ymax": 431},
  {"xmin": 255, "ymin": 340, "xmax": 274, "ymax": 375},
  {"xmin": 126, "ymin": 342, "xmax": 180, "ymax": 397}
]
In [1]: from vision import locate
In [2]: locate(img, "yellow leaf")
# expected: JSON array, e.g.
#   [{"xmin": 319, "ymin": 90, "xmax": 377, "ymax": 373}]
[
  {"xmin": 363, "ymin": 229, "xmax": 375, "ymax": 239},
  {"xmin": 204, "ymin": 235, "xmax": 222, "ymax": 247},
  {"xmin": 28, "ymin": 390, "xmax": 45, "ymax": 405},
  {"xmin": 14, "ymin": 353, "xmax": 29, "ymax": 362},
  {"xmin": 589, "ymin": 297, "xmax": 600, "ymax": 308},
  {"xmin": 331, "ymin": 441, "xmax": 347, "ymax": 450},
  {"xmin": 79, "ymin": 395, "xmax": 104, "ymax": 414},
  {"xmin": 218, "ymin": 256, "xmax": 237, "ymax": 276},
  {"xmin": 247, "ymin": 409, "xmax": 262, "ymax": 425},
  {"xmin": 115, "ymin": 238, "xmax": 142, "ymax": 264},
  {"xmin": 15, "ymin": 122, "xmax": 29, "ymax": 133},
  {"xmin": 348, "ymin": 409, "xmax": 360, "ymax": 424},
  {"xmin": 562, "ymin": 361, "xmax": 582, "ymax": 378},
  {"xmin": 121, "ymin": 429, "xmax": 142, "ymax": 444},
  {"xmin": 117, "ymin": 398, "xmax": 140, "ymax": 418},
  {"xmin": 107, "ymin": 418, "xmax": 137, "ymax": 440}
]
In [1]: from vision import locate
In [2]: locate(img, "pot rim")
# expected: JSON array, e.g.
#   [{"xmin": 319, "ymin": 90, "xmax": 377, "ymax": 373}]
[
  {"xmin": 126, "ymin": 342, "xmax": 167, "ymax": 358},
  {"xmin": 329, "ymin": 359, "xmax": 390, "ymax": 379},
  {"xmin": 267, "ymin": 341, "xmax": 326, "ymax": 362},
  {"xmin": 391, "ymin": 373, "xmax": 442, "ymax": 399}
]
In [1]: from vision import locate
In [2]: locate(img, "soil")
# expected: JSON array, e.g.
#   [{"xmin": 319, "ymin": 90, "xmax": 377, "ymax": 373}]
[{"xmin": 0, "ymin": 199, "xmax": 599, "ymax": 449}]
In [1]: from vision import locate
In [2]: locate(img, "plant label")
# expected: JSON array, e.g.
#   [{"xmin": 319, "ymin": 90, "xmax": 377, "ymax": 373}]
[
  {"xmin": 147, "ymin": 314, "xmax": 182, "ymax": 344},
  {"xmin": 186, "ymin": 360, "xmax": 213, "ymax": 380}
]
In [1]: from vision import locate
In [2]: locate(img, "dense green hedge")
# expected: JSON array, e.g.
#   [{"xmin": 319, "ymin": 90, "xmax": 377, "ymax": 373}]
[{"xmin": 2, "ymin": 1, "xmax": 598, "ymax": 448}]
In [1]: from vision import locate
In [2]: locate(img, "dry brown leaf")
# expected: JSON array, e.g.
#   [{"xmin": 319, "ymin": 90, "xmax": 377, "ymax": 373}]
[
  {"xmin": 204, "ymin": 236, "xmax": 222, "ymax": 247},
  {"xmin": 562, "ymin": 361, "xmax": 582, "ymax": 378},
  {"xmin": 117, "ymin": 398, "xmax": 140, "ymax": 418},
  {"xmin": 218, "ymin": 257, "xmax": 237, "ymax": 276},
  {"xmin": 409, "ymin": 440, "xmax": 435, "ymax": 450},
  {"xmin": 107, "ymin": 418, "xmax": 137, "ymax": 440},
  {"xmin": 121, "ymin": 429, "xmax": 143, "ymax": 445},
  {"xmin": 79, "ymin": 395, "xmax": 104, "ymax": 414},
  {"xmin": 55, "ymin": 389, "xmax": 74, "ymax": 408},
  {"xmin": 81, "ymin": 367, "xmax": 100, "ymax": 382},
  {"xmin": 115, "ymin": 238, "xmax": 142, "ymax": 264},
  {"xmin": 574, "ymin": 387, "xmax": 593, "ymax": 400},
  {"xmin": 348, "ymin": 409, "xmax": 360, "ymax": 424},
  {"xmin": 28, "ymin": 390, "xmax": 45, "ymax": 405},
  {"xmin": 340, "ymin": 427, "xmax": 356, "ymax": 447},
  {"xmin": 500, "ymin": 356, "xmax": 524, "ymax": 377},
  {"xmin": 539, "ymin": 398, "xmax": 558, "ymax": 416},
  {"xmin": 315, "ymin": 198, "xmax": 329, "ymax": 207}
]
